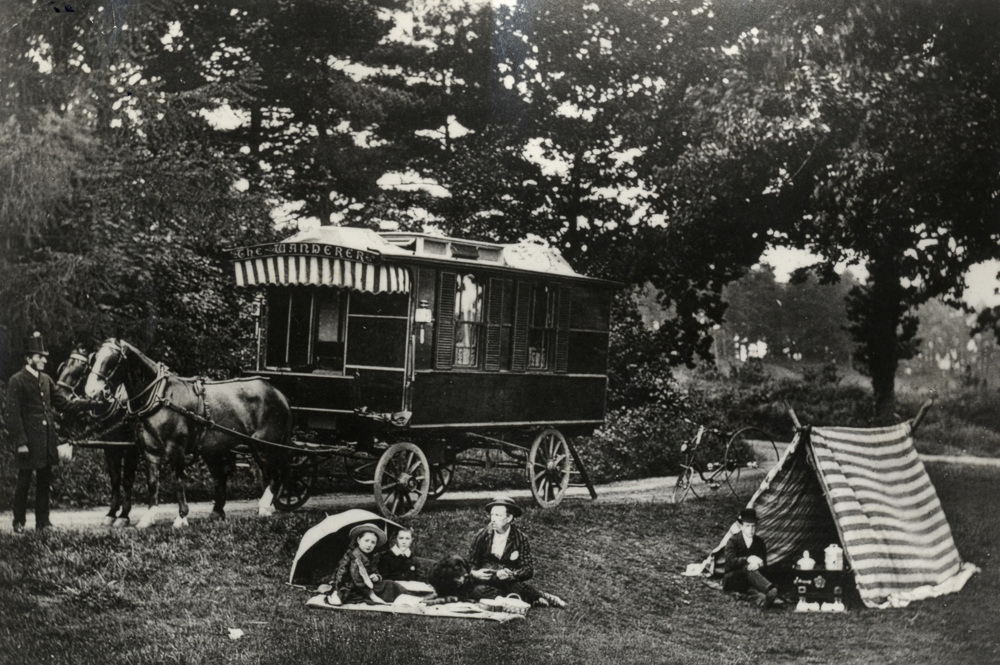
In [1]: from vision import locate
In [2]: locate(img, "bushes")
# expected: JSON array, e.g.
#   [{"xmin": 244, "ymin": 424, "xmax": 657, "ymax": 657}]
[{"xmin": 898, "ymin": 389, "xmax": 1000, "ymax": 458}]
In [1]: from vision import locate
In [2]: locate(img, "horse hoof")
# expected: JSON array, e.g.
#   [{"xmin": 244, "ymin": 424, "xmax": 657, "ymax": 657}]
[
  {"xmin": 209, "ymin": 511, "xmax": 226, "ymax": 521},
  {"xmin": 258, "ymin": 506, "xmax": 275, "ymax": 518},
  {"xmin": 101, "ymin": 516, "xmax": 116, "ymax": 527},
  {"xmin": 113, "ymin": 517, "xmax": 131, "ymax": 528},
  {"xmin": 172, "ymin": 517, "xmax": 189, "ymax": 529}
]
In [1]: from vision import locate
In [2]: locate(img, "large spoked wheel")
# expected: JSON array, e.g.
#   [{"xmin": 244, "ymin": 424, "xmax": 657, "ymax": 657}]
[
  {"xmin": 344, "ymin": 455, "xmax": 378, "ymax": 486},
  {"xmin": 724, "ymin": 427, "xmax": 777, "ymax": 503},
  {"xmin": 672, "ymin": 466, "xmax": 697, "ymax": 504},
  {"xmin": 373, "ymin": 442, "xmax": 431, "ymax": 519},
  {"xmin": 274, "ymin": 454, "xmax": 317, "ymax": 512},
  {"xmin": 429, "ymin": 463, "xmax": 455, "ymax": 499},
  {"xmin": 527, "ymin": 429, "xmax": 572, "ymax": 508}
]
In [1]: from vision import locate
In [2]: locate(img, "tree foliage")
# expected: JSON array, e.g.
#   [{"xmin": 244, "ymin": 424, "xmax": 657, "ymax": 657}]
[
  {"xmin": 1, "ymin": 0, "xmax": 998, "ymax": 412},
  {"xmin": 660, "ymin": 0, "xmax": 1000, "ymax": 420}
]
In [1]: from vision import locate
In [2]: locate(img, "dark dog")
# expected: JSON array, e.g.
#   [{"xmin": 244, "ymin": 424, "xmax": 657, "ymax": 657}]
[{"xmin": 428, "ymin": 555, "xmax": 474, "ymax": 601}]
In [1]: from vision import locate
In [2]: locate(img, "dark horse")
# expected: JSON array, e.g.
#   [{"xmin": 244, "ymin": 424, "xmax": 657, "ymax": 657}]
[
  {"xmin": 55, "ymin": 347, "xmax": 141, "ymax": 527},
  {"xmin": 84, "ymin": 338, "xmax": 293, "ymax": 529}
]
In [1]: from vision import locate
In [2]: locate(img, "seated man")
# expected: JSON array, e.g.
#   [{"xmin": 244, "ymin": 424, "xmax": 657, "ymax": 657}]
[
  {"xmin": 723, "ymin": 508, "xmax": 778, "ymax": 608},
  {"xmin": 467, "ymin": 495, "xmax": 566, "ymax": 608}
]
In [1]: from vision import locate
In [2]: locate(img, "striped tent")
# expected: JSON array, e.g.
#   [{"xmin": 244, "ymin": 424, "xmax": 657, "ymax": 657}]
[{"xmin": 701, "ymin": 422, "xmax": 979, "ymax": 608}]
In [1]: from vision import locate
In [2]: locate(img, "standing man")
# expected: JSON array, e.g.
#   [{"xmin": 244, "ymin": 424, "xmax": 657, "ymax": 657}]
[
  {"xmin": 6, "ymin": 332, "xmax": 73, "ymax": 533},
  {"xmin": 467, "ymin": 495, "xmax": 567, "ymax": 608},
  {"xmin": 723, "ymin": 508, "xmax": 778, "ymax": 608}
]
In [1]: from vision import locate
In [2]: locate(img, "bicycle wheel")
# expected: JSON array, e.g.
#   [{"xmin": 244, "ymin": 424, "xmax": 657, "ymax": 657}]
[
  {"xmin": 672, "ymin": 466, "xmax": 696, "ymax": 503},
  {"xmin": 724, "ymin": 427, "xmax": 777, "ymax": 502}
]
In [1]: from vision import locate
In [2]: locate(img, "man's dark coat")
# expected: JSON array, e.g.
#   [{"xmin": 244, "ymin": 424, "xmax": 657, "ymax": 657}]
[{"xmin": 5, "ymin": 368, "xmax": 70, "ymax": 470}]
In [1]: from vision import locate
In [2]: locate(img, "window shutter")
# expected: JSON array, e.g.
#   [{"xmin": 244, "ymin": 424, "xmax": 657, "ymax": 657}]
[
  {"xmin": 554, "ymin": 286, "xmax": 572, "ymax": 373},
  {"xmin": 435, "ymin": 272, "xmax": 457, "ymax": 369},
  {"xmin": 511, "ymin": 281, "xmax": 531, "ymax": 372},
  {"xmin": 485, "ymin": 278, "xmax": 504, "ymax": 371}
]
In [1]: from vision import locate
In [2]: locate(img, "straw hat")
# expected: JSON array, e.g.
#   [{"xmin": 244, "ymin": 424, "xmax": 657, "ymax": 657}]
[
  {"xmin": 485, "ymin": 495, "xmax": 523, "ymax": 518},
  {"xmin": 349, "ymin": 523, "xmax": 387, "ymax": 546}
]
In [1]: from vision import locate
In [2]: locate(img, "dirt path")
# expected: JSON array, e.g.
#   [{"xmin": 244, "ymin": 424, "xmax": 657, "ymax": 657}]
[{"xmin": 1, "ymin": 445, "xmax": 994, "ymax": 533}]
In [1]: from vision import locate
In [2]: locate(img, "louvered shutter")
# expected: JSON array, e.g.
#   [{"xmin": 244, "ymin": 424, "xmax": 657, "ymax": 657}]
[
  {"xmin": 511, "ymin": 281, "xmax": 531, "ymax": 372},
  {"xmin": 435, "ymin": 272, "xmax": 457, "ymax": 369},
  {"xmin": 554, "ymin": 286, "xmax": 572, "ymax": 373},
  {"xmin": 485, "ymin": 278, "xmax": 504, "ymax": 371}
]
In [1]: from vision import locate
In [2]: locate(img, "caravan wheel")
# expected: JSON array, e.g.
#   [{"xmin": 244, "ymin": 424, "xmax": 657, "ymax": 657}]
[
  {"xmin": 527, "ymin": 429, "xmax": 572, "ymax": 508},
  {"xmin": 373, "ymin": 442, "xmax": 431, "ymax": 519}
]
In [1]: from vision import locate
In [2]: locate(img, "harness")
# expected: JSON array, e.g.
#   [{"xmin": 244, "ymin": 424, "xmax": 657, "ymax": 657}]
[{"xmin": 92, "ymin": 341, "xmax": 314, "ymax": 453}]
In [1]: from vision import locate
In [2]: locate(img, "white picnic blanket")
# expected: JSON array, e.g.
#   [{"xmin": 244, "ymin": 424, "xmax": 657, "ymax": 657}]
[{"xmin": 305, "ymin": 594, "xmax": 524, "ymax": 623}]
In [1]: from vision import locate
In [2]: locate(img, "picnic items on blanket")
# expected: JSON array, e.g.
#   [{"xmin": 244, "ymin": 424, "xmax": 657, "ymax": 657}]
[{"xmin": 482, "ymin": 594, "xmax": 531, "ymax": 616}]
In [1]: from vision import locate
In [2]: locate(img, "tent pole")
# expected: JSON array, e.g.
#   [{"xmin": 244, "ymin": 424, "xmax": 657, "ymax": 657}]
[{"xmin": 910, "ymin": 398, "xmax": 934, "ymax": 436}]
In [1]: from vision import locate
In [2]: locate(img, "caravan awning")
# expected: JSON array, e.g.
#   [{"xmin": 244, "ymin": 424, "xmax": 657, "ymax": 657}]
[
  {"xmin": 230, "ymin": 227, "xmax": 412, "ymax": 294},
  {"xmin": 233, "ymin": 254, "xmax": 410, "ymax": 293}
]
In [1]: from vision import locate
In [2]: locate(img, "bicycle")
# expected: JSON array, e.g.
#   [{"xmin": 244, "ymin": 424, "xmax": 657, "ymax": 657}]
[{"xmin": 671, "ymin": 419, "xmax": 779, "ymax": 504}]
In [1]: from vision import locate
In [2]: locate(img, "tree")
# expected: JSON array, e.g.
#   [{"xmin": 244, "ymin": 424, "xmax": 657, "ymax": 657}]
[
  {"xmin": 0, "ymin": 1, "xmax": 280, "ymax": 374},
  {"xmin": 658, "ymin": 0, "xmax": 1000, "ymax": 420}
]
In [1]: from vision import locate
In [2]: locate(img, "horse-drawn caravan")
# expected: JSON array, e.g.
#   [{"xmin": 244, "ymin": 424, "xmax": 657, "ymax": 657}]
[{"xmin": 229, "ymin": 226, "xmax": 616, "ymax": 518}]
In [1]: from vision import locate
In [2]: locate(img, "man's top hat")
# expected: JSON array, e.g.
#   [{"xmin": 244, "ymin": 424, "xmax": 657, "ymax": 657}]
[
  {"xmin": 25, "ymin": 331, "xmax": 49, "ymax": 356},
  {"xmin": 738, "ymin": 508, "xmax": 758, "ymax": 524}
]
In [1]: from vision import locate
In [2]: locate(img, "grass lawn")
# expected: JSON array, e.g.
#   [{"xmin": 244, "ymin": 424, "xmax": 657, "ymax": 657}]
[{"xmin": 0, "ymin": 462, "xmax": 996, "ymax": 665}]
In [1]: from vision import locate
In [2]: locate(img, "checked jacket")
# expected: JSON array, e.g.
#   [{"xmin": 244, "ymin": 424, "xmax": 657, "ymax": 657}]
[{"xmin": 466, "ymin": 522, "xmax": 534, "ymax": 582}]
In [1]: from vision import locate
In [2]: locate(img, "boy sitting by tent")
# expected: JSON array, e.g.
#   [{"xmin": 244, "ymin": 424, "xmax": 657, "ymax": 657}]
[{"xmin": 724, "ymin": 509, "xmax": 778, "ymax": 609}]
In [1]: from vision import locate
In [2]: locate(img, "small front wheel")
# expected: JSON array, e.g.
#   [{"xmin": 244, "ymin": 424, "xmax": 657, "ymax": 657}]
[
  {"xmin": 274, "ymin": 455, "xmax": 317, "ymax": 512},
  {"xmin": 373, "ymin": 442, "xmax": 431, "ymax": 519},
  {"xmin": 429, "ymin": 463, "xmax": 455, "ymax": 499},
  {"xmin": 673, "ymin": 466, "xmax": 696, "ymax": 504},
  {"xmin": 344, "ymin": 455, "xmax": 377, "ymax": 486}
]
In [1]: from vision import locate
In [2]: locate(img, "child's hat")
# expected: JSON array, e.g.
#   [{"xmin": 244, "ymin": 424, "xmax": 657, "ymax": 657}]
[{"xmin": 349, "ymin": 523, "xmax": 387, "ymax": 546}]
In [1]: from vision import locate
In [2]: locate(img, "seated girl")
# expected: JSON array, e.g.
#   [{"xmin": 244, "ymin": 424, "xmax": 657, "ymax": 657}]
[
  {"xmin": 378, "ymin": 527, "xmax": 423, "ymax": 581},
  {"xmin": 330, "ymin": 523, "xmax": 407, "ymax": 605}
]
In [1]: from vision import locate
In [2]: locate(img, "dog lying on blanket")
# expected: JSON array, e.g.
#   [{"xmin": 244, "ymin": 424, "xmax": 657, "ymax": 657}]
[{"xmin": 428, "ymin": 555, "xmax": 475, "ymax": 602}]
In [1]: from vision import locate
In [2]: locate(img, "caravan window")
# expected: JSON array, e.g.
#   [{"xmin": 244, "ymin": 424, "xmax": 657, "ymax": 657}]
[
  {"xmin": 527, "ymin": 284, "xmax": 556, "ymax": 370},
  {"xmin": 454, "ymin": 273, "xmax": 484, "ymax": 367},
  {"xmin": 265, "ymin": 287, "xmax": 346, "ymax": 371},
  {"xmin": 314, "ymin": 290, "xmax": 346, "ymax": 370}
]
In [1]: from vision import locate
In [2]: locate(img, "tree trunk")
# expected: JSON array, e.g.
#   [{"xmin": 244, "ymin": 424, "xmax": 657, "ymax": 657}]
[{"xmin": 861, "ymin": 255, "xmax": 905, "ymax": 424}]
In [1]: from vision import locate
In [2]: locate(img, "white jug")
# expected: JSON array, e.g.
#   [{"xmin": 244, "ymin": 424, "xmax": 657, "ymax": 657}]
[
  {"xmin": 796, "ymin": 550, "xmax": 816, "ymax": 570},
  {"xmin": 825, "ymin": 544, "xmax": 844, "ymax": 570}
]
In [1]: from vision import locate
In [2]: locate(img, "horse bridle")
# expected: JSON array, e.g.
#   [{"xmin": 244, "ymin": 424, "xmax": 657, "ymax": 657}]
[
  {"xmin": 92, "ymin": 340, "xmax": 172, "ymax": 417},
  {"xmin": 90, "ymin": 341, "xmax": 127, "ymax": 386},
  {"xmin": 56, "ymin": 352, "xmax": 91, "ymax": 392}
]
